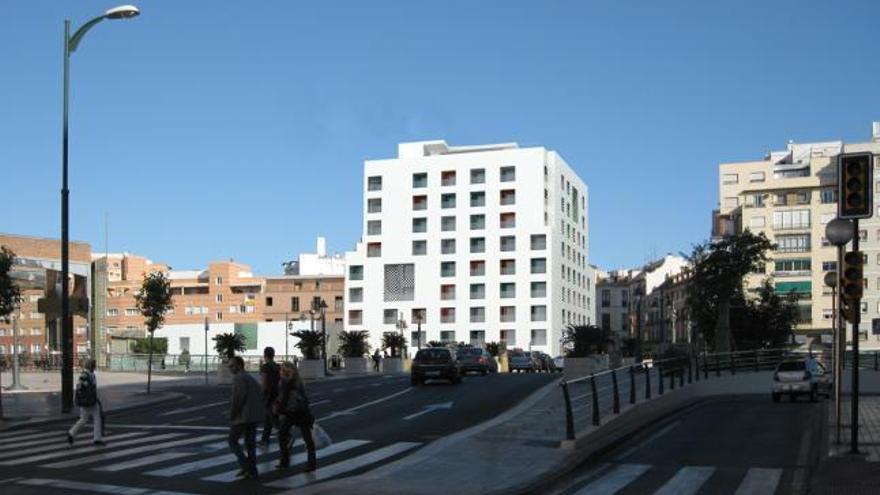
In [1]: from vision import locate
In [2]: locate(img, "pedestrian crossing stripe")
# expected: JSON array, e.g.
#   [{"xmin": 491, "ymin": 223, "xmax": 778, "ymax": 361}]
[
  {"xmin": 0, "ymin": 431, "xmax": 150, "ymax": 462},
  {"xmin": 0, "ymin": 430, "xmax": 70, "ymax": 445},
  {"xmin": 569, "ymin": 463, "xmax": 784, "ymax": 495},
  {"xmin": 0, "ymin": 430, "xmax": 108, "ymax": 451},
  {"xmin": 42, "ymin": 434, "xmax": 226, "ymax": 468},
  {"xmin": 734, "ymin": 467, "xmax": 783, "ymax": 495},
  {"xmin": 573, "ymin": 463, "xmax": 651, "ymax": 495},
  {"xmin": 0, "ymin": 432, "xmax": 180, "ymax": 466},
  {"xmin": 653, "ymin": 466, "xmax": 715, "ymax": 495},
  {"xmin": 92, "ymin": 452, "xmax": 196, "ymax": 472},
  {"xmin": 145, "ymin": 442, "xmax": 284, "ymax": 477},
  {"xmin": 15, "ymin": 477, "xmax": 198, "ymax": 495},
  {"xmin": 0, "ymin": 429, "xmax": 36, "ymax": 440}
]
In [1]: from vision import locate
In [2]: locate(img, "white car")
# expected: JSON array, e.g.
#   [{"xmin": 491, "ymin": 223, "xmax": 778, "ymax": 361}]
[{"xmin": 772, "ymin": 358, "xmax": 831, "ymax": 402}]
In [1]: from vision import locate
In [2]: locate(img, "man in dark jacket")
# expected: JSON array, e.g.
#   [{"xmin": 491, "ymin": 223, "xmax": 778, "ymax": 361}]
[
  {"xmin": 258, "ymin": 346, "xmax": 280, "ymax": 447},
  {"xmin": 228, "ymin": 356, "xmax": 264, "ymax": 480}
]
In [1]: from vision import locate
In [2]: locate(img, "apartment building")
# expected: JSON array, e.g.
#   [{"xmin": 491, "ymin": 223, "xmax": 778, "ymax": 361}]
[
  {"xmin": 597, "ymin": 269, "xmax": 636, "ymax": 339},
  {"xmin": 0, "ymin": 233, "xmax": 91, "ymax": 356},
  {"xmin": 344, "ymin": 140, "xmax": 592, "ymax": 357},
  {"xmin": 716, "ymin": 122, "xmax": 880, "ymax": 350}
]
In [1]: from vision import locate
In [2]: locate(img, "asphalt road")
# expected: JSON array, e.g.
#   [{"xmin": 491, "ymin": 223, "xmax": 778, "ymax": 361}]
[
  {"xmin": 547, "ymin": 395, "xmax": 827, "ymax": 495},
  {"xmin": 0, "ymin": 371, "xmax": 555, "ymax": 494}
]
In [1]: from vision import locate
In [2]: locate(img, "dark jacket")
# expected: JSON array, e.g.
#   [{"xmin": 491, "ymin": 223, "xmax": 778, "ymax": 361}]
[
  {"xmin": 260, "ymin": 361, "xmax": 281, "ymax": 405},
  {"xmin": 275, "ymin": 378, "xmax": 313, "ymax": 426},
  {"xmin": 230, "ymin": 371, "xmax": 264, "ymax": 425}
]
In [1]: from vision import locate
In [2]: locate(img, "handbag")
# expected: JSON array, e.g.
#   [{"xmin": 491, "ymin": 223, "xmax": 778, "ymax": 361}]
[{"xmin": 311, "ymin": 422, "xmax": 332, "ymax": 449}]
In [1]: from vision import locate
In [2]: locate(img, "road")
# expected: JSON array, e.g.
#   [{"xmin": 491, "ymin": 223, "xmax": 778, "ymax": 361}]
[
  {"xmin": 547, "ymin": 395, "xmax": 826, "ymax": 495},
  {"xmin": 0, "ymin": 371, "xmax": 555, "ymax": 494}
]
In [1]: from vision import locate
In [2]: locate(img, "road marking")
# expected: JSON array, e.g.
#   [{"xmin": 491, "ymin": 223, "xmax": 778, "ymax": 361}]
[
  {"xmin": 92, "ymin": 452, "xmax": 195, "ymax": 472},
  {"xmin": 371, "ymin": 383, "xmax": 381, "ymax": 387},
  {"xmin": 43, "ymin": 434, "xmax": 226, "ymax": 468},
  {"xmin": 0, "ymin": 430, "xmax": 65, "ymax": 444},
  {"xmin": 0, "ymin": 432, "xmax": 182, "ymax": 466},
  {"xmin": 176, "ymin": 415, "xmax": 207, "ymax": 424},
  {"xmin": 146, "ymin": 443, "xmax": 281, "ymax": 477},
  {"xmin": 654, "ymin": 466, "xmax": 715, "ymax": 495},
  {"xmin": 332, "ymin": 388, "xmax": 345, "ymax": 393},
  {"xmin": 108, "ymin": 423, "xmax": 229, "ymax": 431},
  {"xmin": 734, "ymin": 468, "xmax": 782, "ymax": 495},
  {"xmin": 202, "ymin": 439, "xmax": 371, "ymax": 482},
  {"xmin": 572, "ymin": 463, "xmax": 651, "ymax": 495},
  {"xmin": 0, "ymin": 432, "xmax": 150, "ymax": 461},
  {"xmin": 318, "ymin": 387, "xmax": 413, "ymax": 422},
  {"xmin": 0, "ymin": 431, "xmax": 101, "ymax": 450},
  {"xmin": 310, "ymin": 399, "xmax": 331, "ymax": 407},
  {"xmin": 0, "ymin": 429, "xmax": 35, "ymax": 440},
  {"xmin": 614, "ymin": 420, "xmax": 681, "ymax": 461},
  {"xmin": 403, "ymin": 402, "xmax": 454, "ymax": 421},
  {"xmin": 267, "ymin": 442, "xmax": 421, "ymax": 489},
  {"xmin": 15, "ymin": 477, "xmax": 198, "ymax": 495},
  {"xmin": 159, "ymin": 400, "xmax": 227, "ymax": 416}
]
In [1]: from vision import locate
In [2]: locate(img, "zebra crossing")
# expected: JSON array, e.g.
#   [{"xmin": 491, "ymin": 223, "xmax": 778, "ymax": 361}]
[
  {"xmin": 0, "ymin": 425, "xmax": 422, "ymax": 493},
  {"xmin": 558, "ymin": 462, "xmax": 786, "ymax": 495}
]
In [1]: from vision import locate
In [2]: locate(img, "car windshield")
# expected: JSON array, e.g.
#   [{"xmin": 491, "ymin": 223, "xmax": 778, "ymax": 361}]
[
  {"xmin": 415, "ymin": 349, "xmax": 450, "ymax": 362},
  {"xmin": 778, "ymin": 361, "xmax": 806, "ymax": 371},
  {"xmin": 456, "ymin": 348, "xmax": 482, "ymax": 357}
]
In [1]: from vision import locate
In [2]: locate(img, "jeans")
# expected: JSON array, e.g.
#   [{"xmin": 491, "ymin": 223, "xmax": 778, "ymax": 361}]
[
  {"xmin": 229, "ymin": 422, "xmax": 258, "ymax": 475},
  {"xmin": 261, "ymin": 404, "xmax": 276, "ymax": 442},
  {"xmin": 69, "ymin": 405, "xmax": 103, "ymax": 442},
  {"xmin": 277, "ymin": 415, "xmax": 316, "ymax": 468}
]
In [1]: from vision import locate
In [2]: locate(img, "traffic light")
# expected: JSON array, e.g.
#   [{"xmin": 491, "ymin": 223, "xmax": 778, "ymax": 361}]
[
  {"xmin": 841, "ymin": 250, "xmax": 864, "ymax": 300},
  {"xmin": 841, "ymin": 296, "xmax": 858, "ymax": 324},
  {"xmin": 838, "ymin": 152, "xmax": 874, "ymax": 219}
]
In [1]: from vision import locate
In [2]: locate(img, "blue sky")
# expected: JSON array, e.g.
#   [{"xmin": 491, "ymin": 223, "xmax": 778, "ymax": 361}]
[{"xmin": 2, "ymin": 0, "xmax": 878, "ymax": 275}]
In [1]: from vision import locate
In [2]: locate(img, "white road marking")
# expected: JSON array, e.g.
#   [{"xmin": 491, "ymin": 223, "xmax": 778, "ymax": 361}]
[
  {"xmin": 176, "ymin": 415, "xmax": 207, "ymax": 424},
  {"xmin": 653, "ymin": 466, "xmax": 715, "ymax": 495},
  {"xmin": 146, "ymin": 443, "xmax": 281, "ymax": 477},
  {"xmin": 0, "ymin": 433, "xmax": 181, "ymax": 466},
  {"xmin": 0, "ymin": 432, "xmax": 150, "ymax": 461},
  {"xmin": 614, "ymin": 420, "xmax": 681, "ymax": 461},
  {"xmin": 158, "ymin": 400, "xmax": 227, "ymax": 416},
  {"xmin": 202, "ymin": 439, "xmax": 371, "ymax": 482},
  {"xmin": 317, "ymin": 387, "xmax": 413, "ymax": 422},
  {"xmin": 0, "ymin": 430, "xmax": 66, "ymax": 445},
  {"xmin": 0, "ymin": 431, "xmax": 101, "ymax": 450},
  {"xmin": 403, "ymin": 402, "xmax": 454, "ymax": 421},
  {"xmin": 107, "ymin": 424, "xmax": 229, "ymax": 431},
  {"xmin": 573, "ymin": 463, "xmax": 651, "ymax": 495},
  {"xmin": 267, "ymin": 442, "xmax": 421, "ymax": 489},
  {"xmin": 42, "ymin": 434, "xmax": 226, "ymax": 468},
  {"xmin": 92, "ymin": 452, "xmax": 195, "ymax": 472},
  {"xmin": 16, "ymin": 477, "xmax": 198, "ymax": 495},
  {"xmin": 734, "ymin": 468, "xmax": 783, "ymax": 495},
  {"xmin": 309, "ymin": 399, "xmax": 331, "ymax": 407},
  {"xmin": 0, "ymin": 429, "xmax": 35, "ymax": 439}
]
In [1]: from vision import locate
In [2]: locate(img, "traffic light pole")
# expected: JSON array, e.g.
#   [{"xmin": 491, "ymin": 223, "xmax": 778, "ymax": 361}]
[{"xmin": 851, "ymin": 219, "xmax": 861, "ymax": 455}]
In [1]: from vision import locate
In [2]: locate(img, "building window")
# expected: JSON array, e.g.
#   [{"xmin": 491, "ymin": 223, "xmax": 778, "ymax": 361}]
[
  {"xmin": 470, "ymin": 237, "xmax": 486, "ymax": 253},
  {"xmin": 441, "ymin": 239, "xmax": 456, "ymax": 254},
  {"xmin": 500, "ymin": 166, "xmax": 515, "ymax": 182},
  {"xmin": 440, "ymin": 284, "xmax": 456, "ymax": 300},
  {"xmin": 441, "ymin": 261, "xmax": 456, "ymax": 277},
  {"xmin": 772, "ymin": 210, "xmax": 810, "ymax": 230},
  {"xmin": 531, "ymin": 281, "xmax": 547, "ymax": 298},
  {"xmin": 470, "ymin": 283, "xmax": 485, "ymax": 300},
  {"xmin": 500, "ymin": 212, "xmax": 516, "ymax": 229},
  {"xmin": 531, "ymin": 234, "xmax": 546, "ymax": 250},
  {"xmin": 441, "ymin": 216, "xmax": 456, "ymax": 232},
  {"xmin": 470, "ymin": 330, "xmax": 486, "ymax": 347},
  {"xmin": 349, "ymin": 265, "xmax": 363, "ymax": 281},
  {"xmin": 125, "ymin": 308, "xmax": 138, "ymax": 316},
  {"xmin": 471, "ymin": 168, "xmax": 485, "ymax": 184},
  {"xmin": 749, "ymin": 171, "xmax": 765, "ymax": 182},
  {"xmin": 384, "ymin": 264, "xmax": 415, "ymax": 302},
  {"xmin": 411, "ymin": 308, "xmax": 426, "ymax": 324},
  {"xmin": 368, "ymin": 176, "xmax": 382, "ymax": 191},
  {"xmin": 441, "ymin": 307, "xmax": 456, "ymax": 323},
  {"xmin": 215, "ymin": 276, "xmax": 223, "ymax": 285},
  {"xmin": 349, "ymin": 310, "xmax": 363, "ymax": 325},
  {"xmin": 216, "ymin": 312, "xmax": 223, "ymax": 321},
  {"xmin": 413, "ymin": 195, "xmax": 428, "ymax": 210},
  {"xmin": 500, "ymin": 282, "xmax": 516, "ymax": 298},
  {"xmin": 750, "ymin": 216, "xmax": 766, "ymax": 228},
  {"xmin": 383, "ymin": 309, "xmax": 398, "ymax": 324},
  {"xmin": 822, "ymin": 261, "xmax": 837, "ymax": 271},
  {"xmin": 441, "ymin": 193, "xmax": 457, "ymax": 209},
  {"xmin": 368, "ymin": 198, "xmax": 382, "ymax": 213},
  {"xmin": 367, "ymin": 220, "xmax": 382, "ymax": 235},
  {"xmin": 500, "ymin": 329, "xmax": 515, "ymax": 346},
  {"xmin": 796, "ymin": 191, "xmax": 810, "ymax": 205},
  {"xmin": 722, "ymin": 173, "xmax": 739, "ymax": 184},
  {"xmin": 440, "ymin": 330, "xmax": 456, "ymax": 343},
  {"xmin": 775, "ymin": 193, "xmax": 787, "ymax": 206},
  {"xmin": 367, "ymin": 242, "xmax": 382, "ymax": 257},
  {"xmin": 349, "ymin": 288, "xmax": 363, "ymax": 303},
  {"xmin": 265, "ymin": 296, "xmax": 273, "ymax": 307},
  {"xmin": 500, "ymin": 189, "xmax": 516, "ymax": 206},
  {"xmin": 471, "ymin": 191, "xmax": 486, "ymax": 207},
  {"xmin": 470, "ymin": 214, "xmax": 485, "ymax": 230},
  {"xmin": 441, "ymin": 170, "xmax": 457, "ymax": 186},
  {"xmin": 530, "ymin": 258, "xmax": 547, "ymax": 274},
  {"xmin": 530, "ymin": 329, "xmax": 547, "ymax": 346},
  {"xmin": 500, "ymin": 236, "xmax": 515, "ymax": 252},
  {"xmin": 470, "ymin": 307, "xmax": 485, "ymax": 323},
  {"xmin": 776, "ymin": 234, "xmax": 810, "ymax": 253},
  {"xmin": 412, "ymin": 217, "xmax": 427, "ymax": 233},
  {"xmin": 412, "ymin": 240, "xmax": 427, "ymax": 256},
  {"xmin": 820, "ymin": 188, "xmax": 836, "ymax": 204},
  {"xmin": 470, "ymin": 260, "xmax": 486, "ymax": 276},
  {"xmin": 107, "ymin": 308, "xmax": 118, "ymax": 317},
  {"xmin": 500, "ymin": 259, "xmax": 515, "ymax": 275},
  {"xmin": 774, "ymin": 259, "xmax": 811, "ymax": 274},
  {"xmin": 751, "ymin": 194, "xmax": 765, "ymax": 207},
  {"xmin": 723, "ymin": 197, "xmax": 739, "ymax": 208},
  {"xmin": 531, "ymin": 305, "xmax": 547, "ymax": 322},
  {"xmin": 413, "ymin": 172, "xmax": 428, "ymax": 188},
  {"xmin": 500, "ymin": 306, "xmax": 516, "ymax": 322},
  {"xmin": 291, "ymin": 297, "xmax": 300, "ymax": 312},
  {"xmin": 601, "ymin": 290, "xmax": 611, "ymax": 307}
]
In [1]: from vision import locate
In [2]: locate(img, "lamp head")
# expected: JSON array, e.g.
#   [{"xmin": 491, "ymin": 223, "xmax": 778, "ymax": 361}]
[{"xmin": 105, "ymin": 5, "xmax": 140, "ymax": 19}]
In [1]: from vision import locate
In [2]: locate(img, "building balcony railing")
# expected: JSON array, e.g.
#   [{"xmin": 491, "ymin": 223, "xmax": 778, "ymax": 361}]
[{"xmin": 772, "ymin": 224, "xmax": 811, "ymax": 231}]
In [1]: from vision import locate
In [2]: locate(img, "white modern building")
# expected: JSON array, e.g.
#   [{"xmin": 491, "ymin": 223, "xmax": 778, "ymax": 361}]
[
  {"xmin": 282, "ymin": 236, "xmax": 346, "ymax": 276},
  {"xmin": 344, "ymin": 140, "xmax": 592, "ymax": 357}
]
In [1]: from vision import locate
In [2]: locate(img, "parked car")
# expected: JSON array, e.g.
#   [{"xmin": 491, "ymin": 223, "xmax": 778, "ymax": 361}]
[
  {"xmin": 508, "ymin": 350, "xmax": 536, "ymax": 373},
  {"xmin": 772, "ymin": 358, "xmax": 831, "ymax": 402},
  {"xmin": 456, "ymin": 347, "xmax": 498, "ymax": 375},
  {"xmin": 534, "ymin": 352, "xmax": 556, "ymax": 372},
  {"xmin": 552, "ymin": 356, "xmax": 564, "ymax": 372},
  {"xmin": 411, "ymin": 347, "xmax": 462, "ymax": 386}
]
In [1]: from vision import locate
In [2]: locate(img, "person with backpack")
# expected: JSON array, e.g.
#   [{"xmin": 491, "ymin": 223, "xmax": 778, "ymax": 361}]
[
  {"xmin": 274, "ymin": 361, "xmax": 316, "ymax": 471},
  {"xmin": 258, "ymin": 346, "xmax": 281, "ymax": 447},
  {"xmin": 228, "ymin": 356, "xmax": 264, "ymax": 480},
  {"xmin": 67, "ymin": 358, "xmax": 104, "ymax": 446}
]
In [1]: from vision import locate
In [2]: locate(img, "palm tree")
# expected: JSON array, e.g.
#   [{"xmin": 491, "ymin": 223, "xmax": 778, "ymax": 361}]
[
  {"xmin": 292, "ymin": 330, "xmax": 323, "ymax": 360},
  {"xmin": 213, "ymin": 332, "xmax": 246, "ymax": 360},
  {"xmin": 338, "ymin": 330, "xmax": 371, "ymax": 358},
  {"xmin": 381, "ymin": 332, "xmax": 407, "ymax": 358}
]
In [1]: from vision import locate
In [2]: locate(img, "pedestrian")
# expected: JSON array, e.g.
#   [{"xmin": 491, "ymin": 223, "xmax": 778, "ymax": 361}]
[
  {"xmin": 258, "ymin": 346, "xmax": 281, "ymax": 447},
  {"xmin": 67, "ymin": 358, "xmax": 104, "ymax": 446},
  {"xmin": 806, "ymin": 351, "xmax": 820, "ymax": 402},
  {"xmin": 373, "ymin": 349, "xmax": 382, "ymax": 372},
  {"xmin": 274, "ymin": 361, "xmax": 317, "ymax": 471},
  {"xmin": 179, "ymin": 349, "xmax": 191, "ymax": 373},
  {"xmin": 228, "ymin": 356, "xmax": 264, "ymax": 480}
]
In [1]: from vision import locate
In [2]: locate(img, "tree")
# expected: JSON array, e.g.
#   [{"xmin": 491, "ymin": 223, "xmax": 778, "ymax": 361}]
[
  {"xmin": 134, "ymin": 271, "xmax": 174, "ymax": 394},
  {"xmin": 381, "ymin": 332, "xmax": 407, "ymax": 358},
  {"xmin": 293, "ymin": 330, "xmax": 324, "ymax": 360},
  {"xmin": 337, "ymin": 330, "xmax": 371, "ymax": 358},
  {"xmin": 0, "ymin": 246, "xmax": 21, "ymax": 418},
  {"xmin": 131, "ymin": 337, "xmax": 168, "ymax": 355},
  {"xmin": 562, "ymin": 325, "xmax": 613, "ymax": 357},
  {"xmin": 213, "ymin": 332, "xmax": 246, "ymax": 359},
  {"xmin": 730, "ymin": 280, "xmax": 798, "ymax": 349},
  {"xmin": 686, "ymin": 231, "xmax": 773, "ymax": 352},
  {"xmin": 485, "ymin": 341, "xmax": 505, "ymax": 357}
]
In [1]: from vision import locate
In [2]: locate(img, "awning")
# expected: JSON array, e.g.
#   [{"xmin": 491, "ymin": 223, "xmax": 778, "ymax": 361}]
[{"xmin": 776, "ymin": 281, "xmax": 812, "ymax": 294}]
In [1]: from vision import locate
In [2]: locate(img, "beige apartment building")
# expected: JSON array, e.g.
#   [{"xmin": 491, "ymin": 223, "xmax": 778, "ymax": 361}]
[{"xmin": 716, "ymin": 122, "xmax": 880, "ymax": 349}]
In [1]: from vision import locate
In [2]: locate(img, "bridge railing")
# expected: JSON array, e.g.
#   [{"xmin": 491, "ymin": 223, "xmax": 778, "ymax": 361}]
[{"xmin": 559, "ymin": 348, "xmax": 794, "ymax": 441}]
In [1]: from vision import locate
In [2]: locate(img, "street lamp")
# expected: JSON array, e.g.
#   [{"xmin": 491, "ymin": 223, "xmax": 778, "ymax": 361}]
[
  {"xmin": 414, "ymin": 312, "xmax": 423, "ymax": 350},
  {"xmin": 60, "ymin": 5, "xmax": 140, "ymax": 413},
  {"xmin": 396, "ymin": 312, "xmax": 408, "ymax": 359},
  {"xmin": 318, "ymin": 299, "xmax": 328, "ymax": 375}
]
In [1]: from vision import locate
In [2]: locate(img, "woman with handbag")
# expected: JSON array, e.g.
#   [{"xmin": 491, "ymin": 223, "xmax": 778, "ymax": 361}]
[{"xmin": 274, "ymin": 361, "xmax": 317, "ymax": 471}]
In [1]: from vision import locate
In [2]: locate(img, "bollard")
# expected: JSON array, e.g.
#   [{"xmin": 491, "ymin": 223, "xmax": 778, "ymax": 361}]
[
  {"xmin": 591, "ymin": 375, "xmax": 600, "ymax": 426},
  {"xmin": 629, "ymin": 366, "xmax": 636, "ymax": 404},
  {"xmin": 612, "ymin": 369, "xmax": 620, "ymax": 414},
  {"xmin": 561, "ymin": 380, "xmax": 575, "ymax": 441},
  {"xmin": 645, "ymin": 365, "xmax": 652, "ymax": 400},
  {"xmin": 659, "ymin": 365, "xmax": 665, "ymax": 395}
]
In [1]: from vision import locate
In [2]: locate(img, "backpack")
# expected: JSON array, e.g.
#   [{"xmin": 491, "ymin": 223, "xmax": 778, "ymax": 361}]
[{"xmin": 74, "ymin": 372, "xmax": 97, "ymax": 407}]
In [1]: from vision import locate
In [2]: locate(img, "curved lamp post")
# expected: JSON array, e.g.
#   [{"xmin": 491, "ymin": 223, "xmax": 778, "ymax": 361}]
[{"xmin": 60, "ymin": 5, "xmax": 140, "ymax": 413}]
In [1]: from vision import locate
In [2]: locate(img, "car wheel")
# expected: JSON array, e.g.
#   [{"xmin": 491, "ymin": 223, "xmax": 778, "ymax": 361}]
[{"xmin": 772, "ymin": 393, "xmax": 780, "ymax": 403}]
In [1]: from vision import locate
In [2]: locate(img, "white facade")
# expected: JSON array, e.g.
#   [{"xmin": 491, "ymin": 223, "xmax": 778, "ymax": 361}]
[
  {"xmin": 283, "ymin": 237, "xmax": 346, "ymax": 277},
  {"xmin": 155, "ymin": 321, "xmax": 343, "ymax": 358},
  {"xmin": 344, "ymin": 140, "xmax": 591, "ymax": 357}
]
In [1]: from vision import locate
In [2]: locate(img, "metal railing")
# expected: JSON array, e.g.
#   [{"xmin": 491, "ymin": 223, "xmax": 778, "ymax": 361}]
[
  {"xmin": 559, "ymin": 349, "xmax": 794, "ymax": 441},
  {"xmin": 842, "ymin": 350, "xmax": 880, "ymax": 371}
]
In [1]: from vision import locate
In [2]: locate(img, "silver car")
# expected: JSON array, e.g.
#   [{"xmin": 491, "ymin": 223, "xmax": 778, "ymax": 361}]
[{"xmin": 771, "ymin": 358, "xmax": 831, "ymax": 402}]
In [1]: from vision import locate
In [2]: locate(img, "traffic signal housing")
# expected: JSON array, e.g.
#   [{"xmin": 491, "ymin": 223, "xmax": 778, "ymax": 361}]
[
  {"xmin": 838, "ymin": 152, "xmax": 874, "ymax": 219},
  {"xmin": 842, "ymin": 250, "xmax": 864, "ymax": 301}
]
